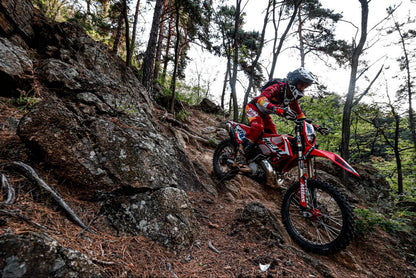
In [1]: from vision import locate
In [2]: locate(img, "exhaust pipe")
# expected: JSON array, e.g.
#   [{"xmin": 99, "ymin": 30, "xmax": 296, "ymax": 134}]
[{"xmin": 260, "ymin": 160, "xmax": 282, "ymax": 188}]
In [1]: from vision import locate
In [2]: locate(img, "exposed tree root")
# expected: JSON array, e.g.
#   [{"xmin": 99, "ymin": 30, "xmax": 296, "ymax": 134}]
[
  {"xmin": 0, "ymin": 208, "xmax": 48, "ymax": 231},
  {"xmin": 208, "ymin": 240, "xmax": 221, "ymax": 254},
  {"xmin": 10, "ymin": 161, "xmax": 92, "ymax": 233},
  {"xmin": 1, "ymin": 173, "xmax": 15, "ymax": 204},
  {"xmin": 159, "ymin": 111, "xmax": 213, "ymax": 146}
]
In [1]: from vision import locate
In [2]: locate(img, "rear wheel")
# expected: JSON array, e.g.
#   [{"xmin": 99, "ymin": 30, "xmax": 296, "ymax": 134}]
[
  {"xmin": 212, "ymin": 139, "xmax": 238, "ymax": 180},
  {"xmin": 281, "ymin": 179, "xmax": 354, "ymax": 255}
]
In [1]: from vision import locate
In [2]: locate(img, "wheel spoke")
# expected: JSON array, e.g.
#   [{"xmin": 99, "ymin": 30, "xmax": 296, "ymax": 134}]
[
  {"xmin": 286, "ymin": 185, "xmax": 345, "ymax": 245},
  {"xmin": 281, "ymin": 179, "xmax": 354, "ymax": 254},
  {"xmin": 322, "ymin": 214, "xmax": 343, "ymax": 227},
  {"xmin": 320, "ymin": 221, "xmax": 341, "ymax": 240},
  {"xmin": 312, "ymin": 222, "xmax": 325, "ymax": 243}
]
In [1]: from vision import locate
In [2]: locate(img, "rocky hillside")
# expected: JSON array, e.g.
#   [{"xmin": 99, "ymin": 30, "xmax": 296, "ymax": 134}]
[{"xmin": 0, "ymin": 0, "xmax": 415, "ymax": 277}]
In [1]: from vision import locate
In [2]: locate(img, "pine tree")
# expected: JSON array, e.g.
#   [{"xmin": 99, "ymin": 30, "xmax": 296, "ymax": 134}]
[
  {"xmin": 141, "ymin": 0, "xmax": 164, "ymax": 90},
  {"xmin": 387, "ymin": 6, "xmax": 416, "ymax": 152},
  {"xmin": 294, "ymin": 0, "xmax": 350, "ymax": 67},
  {"xmin": 341, "ymin": 0, "xmax": 369, "ymax": 161},
  {"xmin": 168, "ymin": 0, "xmax": 213, "ymax": 113},
  {"xmin": 268, "ymin": 0, "xmax": 302, "ymax": 79}
]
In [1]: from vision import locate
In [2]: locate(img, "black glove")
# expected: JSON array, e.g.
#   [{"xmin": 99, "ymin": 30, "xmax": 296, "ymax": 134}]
[
  {"xmin": 283, "ymin": 107, "xmax": 297, "ymax": 120},
  {"xmin": 317, "ymin": 126, "xmax": 330, "ymax": 136}
]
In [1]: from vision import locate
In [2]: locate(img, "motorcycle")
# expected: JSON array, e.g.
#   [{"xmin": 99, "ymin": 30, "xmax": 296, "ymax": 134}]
[{"xmin": 212, "ymin": 118, "xmax": 360, "ymax": 255}]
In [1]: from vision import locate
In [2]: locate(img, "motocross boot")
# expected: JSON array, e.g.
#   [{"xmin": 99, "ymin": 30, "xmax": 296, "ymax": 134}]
[
  {"xmin": 242, "ymin": 138, "xmax": 256, "ymax": 159},
  {"xmin": 235, "ymin": 144, "xmax": 252, "ymax": 173},
  {"xmin": 235, "ymin": 138, "xmax": 255, "ymax": 173}
]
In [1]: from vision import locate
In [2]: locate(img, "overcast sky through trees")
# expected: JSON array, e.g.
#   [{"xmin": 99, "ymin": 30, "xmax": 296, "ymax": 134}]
[{"xmin": 183, "ymin": 0, "xmax": 415, "ymax": 109}]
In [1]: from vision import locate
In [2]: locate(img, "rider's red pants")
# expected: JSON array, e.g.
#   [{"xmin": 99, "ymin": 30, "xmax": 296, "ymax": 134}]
[{"xmin": 245, "ymin": 103, "xmax": 277, "ymax": 142}]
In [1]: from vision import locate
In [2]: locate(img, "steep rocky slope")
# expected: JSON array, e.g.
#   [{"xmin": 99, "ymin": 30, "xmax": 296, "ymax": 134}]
[
  {"xmin": 0, "ymin": 0, "xmax": 415, "ymax": 277},
  {"xmin": 1, "ymin": 98, "xmax": 416, "ymax": 277}
]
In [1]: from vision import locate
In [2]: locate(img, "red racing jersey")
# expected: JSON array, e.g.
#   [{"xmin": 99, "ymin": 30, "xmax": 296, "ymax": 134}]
[{"xmin": 251, "ymin": 80, "xmax": 306, "ymax": 119}]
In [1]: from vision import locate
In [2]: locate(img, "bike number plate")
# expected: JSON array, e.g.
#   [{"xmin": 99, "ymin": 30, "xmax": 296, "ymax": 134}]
[{"xmin": 235, "ymin": 125, "xmax": 246, "ymax": 142}]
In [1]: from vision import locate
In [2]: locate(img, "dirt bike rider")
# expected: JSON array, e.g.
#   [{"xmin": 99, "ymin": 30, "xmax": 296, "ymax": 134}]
[{"xmin": 237, "ymin": 67, "xmax": 330, "ymax": 172}]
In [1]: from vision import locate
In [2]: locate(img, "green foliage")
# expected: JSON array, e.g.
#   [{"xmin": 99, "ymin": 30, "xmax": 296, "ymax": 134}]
[
  {"xmin": 372, "ymin": 150, "xmax": 416, "ymax": 200},
  {"xmin": 270, "ymin": 92, "xmax": 416, "ymax": 203},
  {"xmin": 349, "ymin": 104, "xmax": 387, "ymax": 162},
  {"xmin": 177, "ymin": 109, "xmax": 189, "ymax": 122},
  {"xmin": 9, "ymin": 90, "xmax": 41, "ymax": 111},
  {"xmin": 301, "ymin": 94, "xmax": 343, "ymax": 152},
  {"xmin": 296, "ymin": 0, "xmax": 353, "ymax": 67},
  {"xmin": 32, "ymin": 0, "xmax": 70, "ymax": 22},
  {"xmin": 354, "ymin": 208, "xmax": 411, "ymax": 236},
  {"xmin": 212, "ymin": 4, "xmax": 264, "ymax": 86},
  {"xmin": 273, "ymin": 94, "xmax": 343, "ymax": 153},
  {"xmin": 34, "ymin": 0, "xmax": 123, "ymax": 48},
  {"xmin": 68, "ymin": 2, "xmax": 118, "ymax": 47},
  {"xmin": 349, "ymin": 100, "xmax": 416, "ymax": 198},
  {"xmin": 117, "ymin": 103, "xmax": 139, "ymax": 116},
  {"xmin": 209, "ymin": 137, "xmax": 217, "ymax": 146},
  {"xmin": 177, "ymin": 82, "xmax": 206, "ymax": 105},
  {"xmin": 161, "ymin": 78, "xmax": 206, "ymax": 107}
]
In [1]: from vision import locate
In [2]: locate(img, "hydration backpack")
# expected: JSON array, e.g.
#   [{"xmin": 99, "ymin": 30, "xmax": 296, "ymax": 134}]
[{"xmin": 260, "ymin": 78, "xmax": 286, "ymax": 92}]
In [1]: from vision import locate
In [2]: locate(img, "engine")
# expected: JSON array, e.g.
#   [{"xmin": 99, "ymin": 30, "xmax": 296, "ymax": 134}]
[{"xmin": 248, "ymin": 159, "xmax": 281, "ymax": 188}]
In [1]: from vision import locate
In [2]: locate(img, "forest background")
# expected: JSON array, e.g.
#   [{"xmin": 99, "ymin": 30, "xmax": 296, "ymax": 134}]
[{"xmin": 31, "ymin": 0, "xmax": 415, "ymax": 223}]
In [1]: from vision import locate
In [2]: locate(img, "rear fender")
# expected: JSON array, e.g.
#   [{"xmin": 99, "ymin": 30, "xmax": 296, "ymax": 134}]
[
  {"xmin": 311, "ymin": 149, "xmax": 360, "ymax": 177},
  {"xmin": 226, "ymin": 121, "xmax": 250, "ymax": 144}
]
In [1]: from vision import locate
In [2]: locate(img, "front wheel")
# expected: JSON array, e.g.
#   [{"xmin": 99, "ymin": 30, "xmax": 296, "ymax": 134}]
[
  {"xmin": 212, "ymin": 138, "xmax": 238, "ymax": 180},
  {"xmin": 281, "ymin": 179, "xmax": 354, "ymax": 255}
]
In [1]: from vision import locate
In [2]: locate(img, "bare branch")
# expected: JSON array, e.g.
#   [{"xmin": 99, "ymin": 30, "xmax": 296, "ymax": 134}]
[
  {"xmin": 356, "ymin": 55, "xmax": 387, "ymax": 81},
  {"xmin": 338, "ymin": 19, "xmax": 359, "ymax": 41},
  {"xmin": 368, "ymin": 3, "xmax": 401, "ymax": 35},
  {"xmin": 353, "ymin": 64, "xmax": 384, "ymax": 107},
  {"xmin": 10, "ymin": 162, "xmax": 92, "ymax": 233}
]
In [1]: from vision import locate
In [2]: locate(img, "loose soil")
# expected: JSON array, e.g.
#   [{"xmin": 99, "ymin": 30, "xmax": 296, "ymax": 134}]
[{"xmin": 1, "ymin": 98, "xmax": 415, "ymax": 277}]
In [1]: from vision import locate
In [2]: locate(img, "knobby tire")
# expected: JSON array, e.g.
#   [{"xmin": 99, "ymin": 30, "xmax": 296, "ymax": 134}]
[
  {"xmin": 281, "ymin": 179, "xmax": 354, "ymax": 255},
  {"xmin": 212, "ymin": 139, "xmax": 238, "ymax": 181}
]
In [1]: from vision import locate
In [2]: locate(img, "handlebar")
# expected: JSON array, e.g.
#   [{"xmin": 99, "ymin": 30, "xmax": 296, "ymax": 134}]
[{"xmin": 294, "ymin": 118, "xmax": 313, "ymax": 124}]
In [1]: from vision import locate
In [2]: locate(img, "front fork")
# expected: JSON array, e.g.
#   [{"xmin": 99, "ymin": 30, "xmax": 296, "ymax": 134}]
[
  {"xmin": 299, "ymin": 161, "xmax": 315, "ymax": 214},
  {"xmin": 296, "ymin": 127, "xmax": 316, "ymax": 211}
]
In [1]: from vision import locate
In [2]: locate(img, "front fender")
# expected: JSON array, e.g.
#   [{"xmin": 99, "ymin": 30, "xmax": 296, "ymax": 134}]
[{"xmin": 311, "ymin": 149, "xmax": 360, "ymax": 177}]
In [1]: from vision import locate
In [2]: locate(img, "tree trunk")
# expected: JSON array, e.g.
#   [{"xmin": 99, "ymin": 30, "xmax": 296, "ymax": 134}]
[
  {"xmin": 129, "ymin": 0, "xmax": 141, "ymax": 66},
  {"xmin": 297, "ymin": 4, "xmax": 305, "ymax": 67},
  {"xmin": 406, "ymin": 60, "xmax": 416, "ymax": 153},
  {"xmin": 162, "ymin": 15, "xmax": 174, "ymax": 82},
  {"xmin": 123, "ymin": 0, "xmax": 131, "ymax": 66},
  {"xmin": 170, "ymin": 6, "xmax": 181, "ymax": 114},
  {"xmin": 378, "ymin": 110, "xmax": 403, "ymax": 195},
  {"xmin": 153, "ymin": 0, "xmax": 168, "ymax": 81},
  {"xmin": 340, "ymin": 0, "xmax": 368, "ymax": 161},
  {"xmin": 230, "ymin": 0, "xmax": 241, "ymax": 121},
  {"xmin": 269, "ymin": 0, "xmax": 301, "ymax": 79},
  {"xmin": 85, "ymin": 0, "xmax": 91, "ymax": 16},
  {"xmin": 141, "ymin": 0, "xmax": 164, "ymax": 90},
  {"xmin": 111, "ymin": 4, "xmax": 124, "ymax": 55},
  {"xmin": 393, "ymin": 113, "xmax": 404, "ymax": 195},
  {"xmin": 240, "ymin": 1, "xmax": 271, "ymax": 123},
  {"xmin": 221, "ymin": 65, "xmax": 229, "ymax": 110},
  {"xmin": 394, "ymin": 21, "xmax": 416, "ymax": 151}
]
